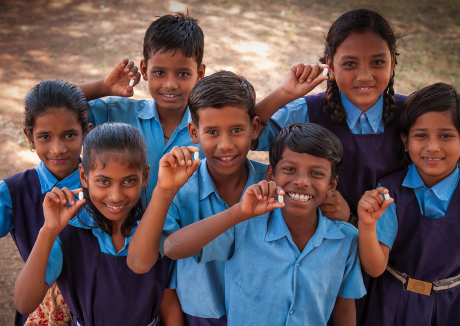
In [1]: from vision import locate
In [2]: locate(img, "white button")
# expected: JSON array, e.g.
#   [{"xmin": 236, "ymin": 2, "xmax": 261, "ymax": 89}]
[
  {"xmin": 296, "ymin": 262, "xmax": 300, "ymax": 266},
  {"xmin": 289, "ymin": 310, "xmax": 293, "ymax": 314},
  {"xmin": 361, "ymin": 114, "xmax": 366, "ymax": 119}
]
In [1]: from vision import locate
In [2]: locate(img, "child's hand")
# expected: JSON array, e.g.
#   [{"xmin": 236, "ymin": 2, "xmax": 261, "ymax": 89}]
[
  {"xmin": 103, "ymin": 57, "xmax": 141, "ymax": 97},
  {"xmin": 42, "ymin": 187, "xmax": 86, "ymax": 235},
  {"xmin": 320, "ymin": 190, "xmax": 351, "ymax": 222},
  {"xmin": 279, "ymin": 63, "xmax": 328, "ymax": 100},
  {"xmin": 156, "ymin": 146, "xmax": 200, "ymax": 192},
  {"xmin": 237, "ymin": 181, "xmax": 285, "ymax": 220},
  {"xmin": 357, "ymin": 187, "xmax": 393, "ymax": 227}
]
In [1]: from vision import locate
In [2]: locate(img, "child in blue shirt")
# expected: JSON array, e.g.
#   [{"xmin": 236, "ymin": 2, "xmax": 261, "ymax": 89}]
[
  {"xmin": 128, "ymin": 71, "xmax": 266, "ymax": 325},
  {"xmin": 358, "ymin": 83, "xmax": 460, "ymax": 326},
  {"xmin": 0, "ymin": 80, "xmax": 91, "ymax": 326},
  {"xmin": 163, "ymin": 123, "xmax": 366, "ymax": 326},
  {"xmin": 77, "ymin": 12, "xmax": 206, "ymax": 204}
]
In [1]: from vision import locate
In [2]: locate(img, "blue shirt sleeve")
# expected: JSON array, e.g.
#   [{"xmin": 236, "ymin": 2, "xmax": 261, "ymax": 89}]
[
  {"xmin": 256, "ymin": 98, "xmax": 309, "ymax": 151},
  {"xmin": 375, "ymin": 183, "xmax": 398, "ymax": 250},
  {"xmin": 337, "ymin": 230, "xmax": 366, "ymax": 299},
  {"xmin": 45, "ymin": 236, "xmax": 64, "ymax": 286},
  {"xmin": 87, "ymin": 98, "xmax": 111, "ymax": 125},
  {"xmin": 0, "ymin": 180, "xmax": 13, "ymax": 237}
]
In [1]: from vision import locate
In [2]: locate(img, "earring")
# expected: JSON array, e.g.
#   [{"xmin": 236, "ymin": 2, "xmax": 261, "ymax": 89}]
[{"xmin": 404, "ymin": 147, "xmax": 408, "ymax": 152}]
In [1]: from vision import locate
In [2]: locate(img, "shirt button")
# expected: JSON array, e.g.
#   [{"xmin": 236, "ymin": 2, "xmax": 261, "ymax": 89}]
[
  {"xmin": 425, "ymin": 189, "xmax": 431, "ymax": 195},
  {"xmin": 290, "ymin": 310, "xmax": 294, "ymax": 314},
  {"xmin": 361, "ymin": 113, "xmax": 366, "ymax": 119},
  {"xmin": 296, "ymin": 262, "xmax": 300, "ymax": 266},
  {"xmin": 56, "ymin": 183, "xmax": 62, "ymax": 188}
]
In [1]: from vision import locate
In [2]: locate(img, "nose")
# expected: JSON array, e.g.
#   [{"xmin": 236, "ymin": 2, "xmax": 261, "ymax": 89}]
[
  {"xmin": 356, "ymin": 64, "xmax": 372, "ymax": 82},
  {"xmin": 49, "ymin": 138, "xmax": 67, "ymax": 155},
  {"xmin": 293, "ymin": 171, "xmax": 311, "ymax": 188},
  {"xmin": 107, "ymin": 184, "xmax": 125, "ymax": 203},
  {"xmin": 163, "ymin": 74, "xmax": 179, "ymax": 89},
  {"xmin": 425, "ymin": 136, "xmax": 441, "ymax": 152},
  {"xmin": 217, "ymin": 133, "xmax": 234, "ymax": 151}
]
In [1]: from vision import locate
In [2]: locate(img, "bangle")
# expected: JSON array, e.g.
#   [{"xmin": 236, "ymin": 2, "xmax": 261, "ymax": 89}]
[{"xmin": 255, "ymin": 111, "xmax": 269, "ymax": 126}]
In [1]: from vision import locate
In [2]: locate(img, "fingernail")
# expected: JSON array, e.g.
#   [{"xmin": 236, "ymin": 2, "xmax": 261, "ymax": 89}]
[
  {"xmin": 181, "ymin": 160, "xmax": 185, "ymax": 164},
  {"xmin": 188, "ymin": 160, "xmax": 192, "ymax": 165},
  {"xmin": 307, "ymin": 79, "xmax": 312, "ymax": 83}
]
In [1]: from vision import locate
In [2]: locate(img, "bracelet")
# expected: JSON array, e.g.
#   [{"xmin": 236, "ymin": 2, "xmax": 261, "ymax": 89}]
[{"xmin": 255, "ymin": 111, "xmax": 269, "ymax": 126}]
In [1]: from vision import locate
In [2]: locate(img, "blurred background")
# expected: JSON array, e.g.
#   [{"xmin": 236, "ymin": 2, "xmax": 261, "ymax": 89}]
[{"xmin": 0, "ymin": 0, "xmax": 459, "ymax": 324}]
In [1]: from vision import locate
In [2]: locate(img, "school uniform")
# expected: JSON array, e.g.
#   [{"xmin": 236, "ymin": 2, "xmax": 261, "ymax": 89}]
[
  {"xmin": 163, "ymin": 158, "xmax": 268, "ymax": 326},
  {"xmin": 195, "ymin": 208, "xmax": 366, "ymax": 326},
  {"xmin": 0, "ymin": 162, "xmax": 80, "ymax": 326},
  {"xmin": 44, "ymin": 212, "xmax": 170, "ymax": 326},
  {"xmin": 87, "ymin": 97, "xmax": 203, "ymax": 204},
  {"xmin": 362, "ymin": 164, "xmax": 460, "ymax": 326},
  {"xmin": 256, "ymin": 92, "xmax": 407, "ymax": 216}
]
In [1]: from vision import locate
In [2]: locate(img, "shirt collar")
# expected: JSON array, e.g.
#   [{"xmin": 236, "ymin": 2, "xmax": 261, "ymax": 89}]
[
  {"xmin": 35, "ymin": 161, "xmax": 81, "ymax": 194},
  {"xmin": 265, "ymin": 208, "xmax": 344, "ymax": 244},
  {"xmin": 198, "ymin": 158, "xmax": 258, "ymax": 201},
  {"xmin": 136, "ymin": 100, "xmax": 191, "ymax": 131},
  {"xmin": 341, "ymin": 91, "xmax": 384, "ymax": 133},
  {"xmin": 403, "ymin": 163, "xmax": 460, "ymax": 200}
]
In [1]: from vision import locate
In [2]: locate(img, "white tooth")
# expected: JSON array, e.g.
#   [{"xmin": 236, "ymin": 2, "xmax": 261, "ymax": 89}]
[
  {"xmin": 300, "ymin": 194, "xmax": 305, "ymax": 200},
  {"xmin": 295, "ymin": 194, "xmax": 300, "ymax": 199}
]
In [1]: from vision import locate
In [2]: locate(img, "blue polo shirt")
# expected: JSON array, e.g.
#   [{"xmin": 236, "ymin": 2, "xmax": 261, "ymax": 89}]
[
  {"xmin": 197, "ymin": 208, "xmax": 366, "ymax": 326},
  {"xmin": 377, "ymin": 164, "xmax": 460, "ymax": 249},
  {"xmin": 257, "ymin": 92, "xmax": 384, "ymax": 151},
  {"xmin": 44, "ymin": 211, "xmax": 141, "ymax": 286},
  {"xmin": 0, "ymin": 162, "xmax": 81, "ymax": 237},
  {"xmin": 163, "ymin": 158, "xmax": 268, "ymax": 319},
  {"xmin": 87, "ymin": 97, "xmax": 202, "ymax": 204}
]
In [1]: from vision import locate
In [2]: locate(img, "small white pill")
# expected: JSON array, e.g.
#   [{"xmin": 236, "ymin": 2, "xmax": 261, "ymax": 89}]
[
  {"xmin": 279, "ymin": 195, "xmax": 284, "ymax": 203},
  {"xmin": 323, "ymin": 68, "xmax": 328, "ymax": 77},
  {"xmin": 384, "ymin": 193, "xmax": 390, "ymax": 201},
  {"xmin": 194, "ymin": 151, "xmax": 199, "ymax": 161},
  {"xmin": 129, "ymin": 79, "xmax": 134, "ymax": 87},
  {"xmin": 78, "ymin": 191, "xmax": 84, "ymax": 200}
]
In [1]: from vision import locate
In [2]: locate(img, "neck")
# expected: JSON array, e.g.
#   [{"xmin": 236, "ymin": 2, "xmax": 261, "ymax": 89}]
[
  {"xmin": 207, "ymin": 160, "xmax": 249, "ymax": 206},
  {"xmin": 282, "ymin": 207, "xmax": 319, "ymax": 252},
  {"xmin": 156, "ymin": 104, "xmax": 186, "ymax": 128}
]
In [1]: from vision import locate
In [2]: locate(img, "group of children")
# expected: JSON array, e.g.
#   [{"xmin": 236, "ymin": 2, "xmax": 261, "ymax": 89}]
[{"xmin": 1, "ymin": 8, "xmax": 460, "ymax": 326}]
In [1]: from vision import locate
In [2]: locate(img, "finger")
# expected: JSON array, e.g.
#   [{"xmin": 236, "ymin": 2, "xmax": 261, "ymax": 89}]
[
  {"xmin": 187, "ymin": 146, "xmax": 200, "ymax": 162},
  {"xmin": 251, "ymin": 184, "xmax": 263, "ymax": 200},
  {"xmin": 319, "ymin": 203, "xmax": 334, "ymax": 214},
  {"xmin": 128, "ymin": 65, "xmax": 138, "ymax": 77},
  {"xmin": 308, "ymin": 74, "xmax": 328, "ymax": 89},
  {"xmin": 358, "ymin": 199, "xmax": 375, "ymax": 214},
  {"xmin": 290, "ymin": 63, "xmax": 304, "ymax": 77},
  {"xmin": 367, "ymin": 189, "xmax": 385, "ymax": 205},
  {"xmin": 267, "ymin": 181, "xmax": 277, "ymax": 202},
  {"xmin": 266, "ymin": 201, "xmax": 285, "ymax": 211},
  {"xmin": 306, "ymin": 64, "xmax": 320, "ymax": 83},
  {"xmin": 259, "ymin": 180, "xmax": 269, "ymax": 200},
  {"xmin": 299, "ymin": 65, "xmax": 312, "ymax": 83},
  {"xmin": 133, "ymin": 72, "xmax": 141, "ymax": 85},
  {"xmin": 124, "ymin": 60, "xmax": 134, "ymax": 73},
  {"xmin": 51, "ymin": 187, "xmax": 67, "ymax": 204},
  {"xmin": 61, "ymin": 187, "xmax": 76, "ymax": 205},
  {"xmin": 276, "ymin": 186, "xmax": 285, "ymax": 197},
  {"xmin": 170, "ymin": 146, "xmax": 186, "ymax": 166},
  {"xmin": 63, "ymin": 199, "xmax": 86, "ymax": 223},
  {"xmin": 45, "ymin": 192, "xmax": 62, "ymax": 204},
  {"xmin": 362, "ymin": 195, "xmax": 380, "ymax": 212},
  {"xmin": 180, "ymin": 146, "xmax": 193, "ymax": 166},
  {"xmin": 189, "ymin": 158, "xmax": 200, "ymax": 175},
  {"xmin": 119, "ymin": 57, "xmax": 129, "ymax": 70},
  {"xmin": 162, "ymin": 152, "xmax": 178, "ymax": 168}
]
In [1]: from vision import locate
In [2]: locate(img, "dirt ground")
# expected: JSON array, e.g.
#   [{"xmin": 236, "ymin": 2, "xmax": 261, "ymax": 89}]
[{"xmin": 0, "ymin": 0, "xmax": 459, "ymax": 324}]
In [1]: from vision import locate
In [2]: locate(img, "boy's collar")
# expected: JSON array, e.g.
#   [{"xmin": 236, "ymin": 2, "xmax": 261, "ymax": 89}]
[{"xmin": 136, "ymin": 100, "xmax": 191, "ymax": 131}]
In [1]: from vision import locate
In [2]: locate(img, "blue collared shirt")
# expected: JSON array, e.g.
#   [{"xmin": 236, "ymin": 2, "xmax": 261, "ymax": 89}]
[
  {"xmin": 377, "ymin": 164, "xmax": 460, "ymax": 249},
  {"xmin": 44, "ymin": 211, "xmax": 140, "ymax": 286},
  {"xmin": 198, "ymin": 208, "xmax": 366, "ymax": 326},
  {"xmin": 256, "ymin": 92, "xmax": 384, "ymax": 151},
  {"xmin": 0, "ymin": 162, "xmax": 81, "ymax": 238},
  {"xmin": 163, "ymin": 158, "xmax": 268, "ymax": 318},
  {"xmin": 87, "ymin": 97, "xmax": 202, "ymax": 204}
]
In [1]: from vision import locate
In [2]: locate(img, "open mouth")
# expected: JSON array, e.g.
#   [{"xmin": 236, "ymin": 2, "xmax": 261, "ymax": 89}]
[
  {"xmin": 287, "ymin": 192, "xmax": 313, "ymax": 202},
  {"xmin": 160, "ymin": 93, "xmax": 180, "ymax": 101},
  {"xmin": 104, "ymin": 203, "xmax": 127, "ymax": 213},
  {"xmin": 215, "ymin": 155, "xmax": 238, "ymax": 166},
  {"xmin": 423, "ymin": 157, "xmax": 444, "ymax": 165},
  {"xmin": 48, "ymin": 158, "xmax": 68, "ymax": 164}
]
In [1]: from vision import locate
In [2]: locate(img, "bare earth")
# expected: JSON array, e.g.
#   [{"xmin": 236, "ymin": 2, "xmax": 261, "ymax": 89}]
[{"xmin": 0, "ymin": 0, "xmax": 458, "ymax": 324}]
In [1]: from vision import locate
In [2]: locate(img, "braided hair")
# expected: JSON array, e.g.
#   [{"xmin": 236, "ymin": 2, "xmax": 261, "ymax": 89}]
[{"xmin": 319, "ymin": 9, "xmax": 401, "ymax": 124}]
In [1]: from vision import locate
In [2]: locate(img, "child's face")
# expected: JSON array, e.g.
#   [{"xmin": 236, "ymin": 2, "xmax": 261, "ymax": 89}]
[
  {"xmin": 188, "ymin": 106, "xmax": 259, "ymax": 178},
  {"xmin": 140, "ymin": 49, "xmax": 205, "ymax": 113},
  {"xmin": 327, "ymin": 30, "xmax": 395, "ymax": 112},
  {"xmin": 268, "ymin": 148, "xmax": 337, "ymax": 219},
  {"xmin": 404, "ymin": 111, "xmax": 460, "ymax": 188},
  {"xmin": 24, "ymin": 109, "xmax": 89, "ymax": 181},
  {"xmin": 80, "ymin": 158, "xmax": 149, "ymax": 226}
]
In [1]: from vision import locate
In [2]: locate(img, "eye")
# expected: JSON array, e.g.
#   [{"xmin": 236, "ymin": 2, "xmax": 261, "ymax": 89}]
[
  {"xmin": 124, "ymin": 178, "xmax": 136, "ymax": 185},
  {"xmin": 64, "ymin": 133, "xmax": 77, "ymax": 139},
  {"xmin": 413, "ymin": 133, "xmax": 426, "ymax": 138},
  {"xmin": 178, "ymin": 72, "xmax": 189, "ymax": 77},
  {"xmin": 97, "ymin": 179, "xmax": 109, "ymax": 185},
  {"xmin": 372, "ymin": 60, "xmax": 385, "ymax": 65},
  {"xmin": 440, "ymin": 133, "xmax": 454, "ymax": 139},
  {"xmin": 282, "ymin": 166, "xmax": 295, "ymax": 172},
  {"xmin": 207, "ymin": 130, "xmax": 218, "ymax": 135},
  {"xmin": 312, "ymin": 171, "xmax": 325, "ymax": 177},
  {"xmin": 343, "ymin": 61, "xmax": 356, "ymax": 67},
  {"xmin": 38, "ymin": 135, "xmax": 51, "ymax": 140},
  {"xmin": 232, "ymin": 128, "xmax": 242, "ymax": 133},
  {"xmin": 154, "ymin": 71, "xmax": 164, "ymax": 76}
]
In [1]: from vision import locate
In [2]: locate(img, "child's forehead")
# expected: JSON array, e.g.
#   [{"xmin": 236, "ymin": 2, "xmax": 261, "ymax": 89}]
[
  {"xmin": 197, "ymin": 105, "xmax": 250, "ymax": 127},
  {"xmin": 147, "ymin": 48, "xmax": 198, "ymax": 69},
  {"xmin": 279, "ymin": 148, "xmax": 332, "ymax": 171}
]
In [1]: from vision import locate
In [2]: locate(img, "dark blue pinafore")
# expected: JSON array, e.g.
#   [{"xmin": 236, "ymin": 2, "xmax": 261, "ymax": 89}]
[
  {"xmin": 55, "ymin": 224, "xmax": 170, "ymax": 326},
  {"xmin": 4, "ymin": 170, "xmax": 46, "ymax": 326},
  {"xmin": 184, "ymin": 314, "xmax": 227, "ymax": 326},
  {"xmin": 362, "ymin": 170, "xmax": 460, "ymax": 326},
  {"xmin": 306, "ymin": 93, "xmax": 407, "ymax": 216}
]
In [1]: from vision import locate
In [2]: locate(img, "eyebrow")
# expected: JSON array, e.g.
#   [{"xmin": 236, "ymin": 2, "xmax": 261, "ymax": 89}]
[
  {"xmin": 35, "ymin": 129, "xmax": 80, "ymax": 135},
  {"xmin": 280, "ymin": 159, "xmax": 328, "ymax": 170},
  {"xmin": 339, "ymin": 53, "xmax": 388, "ymax": 60},
  {"xmin": 411, "ymin": 127, "xmax": 458, "ymax": 133},
  {"xmin": 151, "ymin": 66, "xmax": 193, "ymax": 72},
  {"xmin": 94, "ymin": 174, "xmax": 139, "ymax": 179}
]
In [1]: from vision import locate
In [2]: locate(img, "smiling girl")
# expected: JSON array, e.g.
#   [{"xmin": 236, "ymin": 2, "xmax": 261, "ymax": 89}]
[{"xmin": 357, "ymin": 83, "xmax": 460, "ymax": 326}]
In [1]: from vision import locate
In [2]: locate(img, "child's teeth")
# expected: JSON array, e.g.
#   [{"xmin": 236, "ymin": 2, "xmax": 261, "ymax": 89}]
[
  {"xmin": 300, "ymin": 194, "xmax": 305, "ymax": 200},
  {"xmin": 288, "ymin": 192, "xmax": 312, "ymax": 202}
]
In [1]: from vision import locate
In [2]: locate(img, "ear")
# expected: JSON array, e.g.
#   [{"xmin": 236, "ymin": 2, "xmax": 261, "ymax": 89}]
[
  {"xmin": 400, "ymin": 133, "xmax": 408, "ymax": 151},
  {"xmin": 140, "ymin": 59, "xmax": 148, "ymax": 81},
  {"xmin": 84, "ymin": 123, "xmax": 93, "ymax": 139},
  {"xmin": 23, "ymin": 128, "xmax": 35, "ymax": 150},
  {"xmin": 266, "ymin": 165, "xmax": 275, "ymax": 182},
  {"xmin": 251, "ymin": 116, "xmax": 261, "ymax": 142},
  {"xmin": 197, "ymin": 64, "xmax": 206, "ymax": 81},
  {"xmin": 390, "ymin": 53, "xmax": 396, "ymax": 77},
  {"xmin": 327, "ymin": 175, "xmax": 338, "ymax": 195},
  {"xmin": 79, "ymin": 163, "xmax": 89, "ymax": 188},
  {"xmin": 142, "ymin": 165, "xmax": 150, "ymax": 188},
  {"xmin": 325, "ymin": 55, "xmax": 334, "ymax": 80},
  {"xmin": 188, "ymin": 121, "xmax": 200, "ymax": 144}
]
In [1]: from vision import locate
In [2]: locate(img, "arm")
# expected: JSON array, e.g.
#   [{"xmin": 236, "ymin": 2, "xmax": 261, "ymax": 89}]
[
  {"xmin": 159, "ymin": 289, "xmax": 184, "ymax": 326},
  {"xmin": 128, "ymin": 146, "xmax": 200, "ymax": 274},
  {"xmin": 14, "ymin": 187, "xmax": 85, "ymax": 314},
  {"xmin": 331, "ymin": 297, "xmax": 356, "ymax": 326},
  {"xmin": 78, "ymin": 58, "xmax": 141, "ymax": 101},
  {"xmin": 164, "ymin": 180, "xmax": 285, "ymax": 260},
  {"xmin": 320, "ymin": 190, "xmax": 351, "ymax": 222},
  {"xmin": 357, "ymin": 188, "xmax": 392, "ymax": 277},
  {"xmin": 255, "ymin": 63, "xmax": 328, "ymax": 123}
]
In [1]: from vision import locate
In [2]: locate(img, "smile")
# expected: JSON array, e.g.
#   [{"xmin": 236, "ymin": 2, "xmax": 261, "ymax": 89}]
[
  {"xmin": 288, "ymin": 192, "xmax": 313, "ymax": 202},
  {"xmin": 161, "ymin": 94, "xmax": 178, "ymax": 98},
  {"xmin": 217, "ymin": 156, "xmax": 237, "ymax": 162},
  {"xmin": 104, "ymin": 203, "xmax": 126, "ymax": 212},
  {"xmin": 423, "ymin": 157, "xmax": 444, "ymax": 164}
]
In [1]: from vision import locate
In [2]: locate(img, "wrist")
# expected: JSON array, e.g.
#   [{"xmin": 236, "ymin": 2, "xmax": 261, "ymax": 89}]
[
  {"xmin": 38, "ymin": 227, "xmax": 60, "ymax": 242},
  {"xmin": 152, "ymin": 186, "xmax": 178, "ymax": 201},
  {"xmin": 232, "ymin": 203, "xmax": 254, "ymax": 223},
  {"xmin": 358, "ymin": 219, "xmax": 377, "ymax": 231},
  {"xmin": 278, "ymin": 84, "xmax": 300, "ymax": 102},
  {"xmin": 100, "ymin": 77, "xmax": 114, "ymax": 97}
]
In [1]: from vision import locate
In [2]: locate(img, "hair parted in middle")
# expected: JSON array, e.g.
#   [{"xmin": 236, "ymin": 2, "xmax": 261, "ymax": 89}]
[
  {"xmin": 188, "ymin": 70, "xmax": 256, "ymax": 125},
  {"xmin": 269, "ymin": 123, "xmax": 344, "ymax": 180}
]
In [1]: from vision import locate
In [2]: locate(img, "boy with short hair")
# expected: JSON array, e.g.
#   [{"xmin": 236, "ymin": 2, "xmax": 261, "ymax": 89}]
[
  {"xmin": 77, "ymin": 12, "xmax": 206, "ymax": 204},
  {"xmin": 128, "ymin": 71, "xmax": 265, "ymax": 325},
  {"xmin": 163, "ymin": 123, "xmax": 366, "ymax": 326}
]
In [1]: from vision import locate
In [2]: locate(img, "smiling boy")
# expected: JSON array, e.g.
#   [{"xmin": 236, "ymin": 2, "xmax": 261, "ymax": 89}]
[
  {"xmin": 164, "ymin": 123, "xmax": 366, "ymax": 326},
  {"xmin": 128, "ymin": 71, "xmax": 265, "ymax": 325}
]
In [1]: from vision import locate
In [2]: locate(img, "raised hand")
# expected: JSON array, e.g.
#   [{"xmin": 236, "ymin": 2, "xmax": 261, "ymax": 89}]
[
  {"xmin": 156, "ymin": 146, "xmax": 200, "ymax": 192},
  {"xmin": 42, "ymin": 187, "xmax": 86, "ymax": 235},
  {"xmin": 238, "ymin": 180, "xmax": 285, "ymax": 220},
  {"xmin": 103, "ymin": 57, "xmax": 142, "ymax": 97},
  {"xmin": 279, "ymin": 63, "xmax": 329, "ymax": 100},
  {"xmin": 357, "ymin": 187, "xmax": 393, "ymax": 226}
]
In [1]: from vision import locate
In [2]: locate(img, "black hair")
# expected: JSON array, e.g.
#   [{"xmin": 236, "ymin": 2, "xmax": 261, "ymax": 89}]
[
  {"xmin": 143, "ymin": 12, "xmax": 204, "ymax": 67},
  {"xmin": 398, "ymin": 82, "xmax": 460, "ymax": 165},
  {"xmin": 269, "ymin": 123, "xmax": 344, "ymax": 180},
  {"xmin": 188, "ymin": 70, "xmax": 256, "ymax": 125},
  {"xmin": 319, "ymin": 9, "xmax": 401, "ymax": 124},
  {"xmin": 24, "ymin": 80, "xmax": 87, "ymax": 137},
  {"xmin": 78, "ymin": 123, "xmax": 148, "ymax": 237}
]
